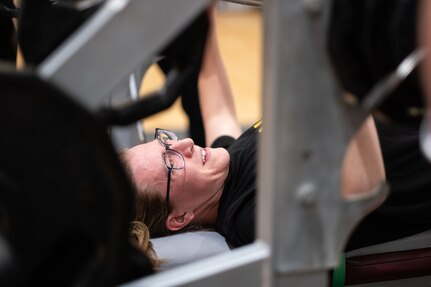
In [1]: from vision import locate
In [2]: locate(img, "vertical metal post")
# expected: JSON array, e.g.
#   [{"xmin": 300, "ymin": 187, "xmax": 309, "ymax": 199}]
[{"xmin": 259, "ymin": 0, "xmax": 387, "ymax": 286}]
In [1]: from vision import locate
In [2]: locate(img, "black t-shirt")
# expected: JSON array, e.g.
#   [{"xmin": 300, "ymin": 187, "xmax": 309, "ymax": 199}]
[
  {"xmin": 214, "ymin": 120, "xmax": 261, "ymax": 248},
  {"xmin": 346, "ymin": 118, "xmax": 431, "ymax": 250},
  {"xmin": 213, "ymin": 118, "xmax": 431, "ymax": 250}
]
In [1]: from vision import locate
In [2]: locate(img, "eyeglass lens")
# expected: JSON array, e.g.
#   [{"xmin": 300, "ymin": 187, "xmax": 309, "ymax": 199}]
[{"xmin": 163, "ymin": 151, "xmax": 184, "ymax": 169}]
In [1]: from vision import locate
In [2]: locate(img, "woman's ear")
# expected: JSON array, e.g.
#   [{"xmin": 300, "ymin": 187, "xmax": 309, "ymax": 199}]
[{"xmin": 166, "ymin": 211, "xmax": 195, "ymax": 231}]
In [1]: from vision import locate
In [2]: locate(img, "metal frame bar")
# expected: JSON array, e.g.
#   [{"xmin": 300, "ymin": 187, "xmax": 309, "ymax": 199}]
[
  {"xmin": 38, "ymin": 0, "xmax": 209, "ymax": 111},
  {"xmin": 222, "ymin": 0, "xmax": 263, "ymax": 8},
  {"xmin": 259, "ymin": 0, "xmax": 387, "ymax": 285}
]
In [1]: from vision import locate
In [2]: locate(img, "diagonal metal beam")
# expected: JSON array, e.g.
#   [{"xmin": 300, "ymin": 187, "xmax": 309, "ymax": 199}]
[{"xmin": 38, "ymin": 0, "xmax": 209, "ymax": 111}]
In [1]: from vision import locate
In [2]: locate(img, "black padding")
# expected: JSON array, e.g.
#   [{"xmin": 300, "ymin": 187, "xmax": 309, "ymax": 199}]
[{"xmin": 0, "ymin": 67, "xmax": 153, "ymax": 286}]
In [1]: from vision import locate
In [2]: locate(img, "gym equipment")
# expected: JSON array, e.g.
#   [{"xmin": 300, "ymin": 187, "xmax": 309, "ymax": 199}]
[
  {"xmin": 95, "ymin": 11, "xmax": 209, "ymax": 127},
  {"xmin": 16, "ymin": 0, "xmax": 208, "ymax": 148},
  {"xmin": 328, "ymin": 0, "xmax": 424, "ymax": 126},
  {"xmin": 0, "ymin": 66, "xmax": 153, "ymax": 286},
  {"xmin": 158, "ymin": 56, "xmax": 206, "ymax": 146},
  {"xmin": 223, "ymin": 0, "xmax": 262, "ymax": 8},
  {"xmin": 18, "ymin": 0, "xmax": 101, "ymax": 66}
]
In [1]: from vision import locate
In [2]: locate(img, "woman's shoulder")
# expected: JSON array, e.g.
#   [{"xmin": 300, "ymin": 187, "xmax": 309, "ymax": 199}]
[{"xmin": 211, "ymin": 135, "xmax": 236, "ymax": 149}]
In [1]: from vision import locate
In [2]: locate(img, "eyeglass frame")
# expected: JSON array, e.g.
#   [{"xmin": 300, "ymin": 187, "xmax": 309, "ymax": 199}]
[{"xmin": 154, "ymin": 128, "xmax": 185, "ymax": 212}]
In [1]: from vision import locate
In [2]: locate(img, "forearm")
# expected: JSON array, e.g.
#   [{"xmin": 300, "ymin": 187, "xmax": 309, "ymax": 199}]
[
  {"xmin": 341, "ymin": 116, "xmax": 386, "ymax": 198},
  {"xmin": 198, "ymin": 9, "xmax": 242, "ymax": 146}
]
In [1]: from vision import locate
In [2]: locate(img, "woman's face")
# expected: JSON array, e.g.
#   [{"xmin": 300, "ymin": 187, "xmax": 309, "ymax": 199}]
[{"xmin": 125, "ymin": 138, "xmax": 230, "ymax": 216}]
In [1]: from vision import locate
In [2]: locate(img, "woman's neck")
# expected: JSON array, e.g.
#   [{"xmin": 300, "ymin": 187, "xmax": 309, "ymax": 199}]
[{"xmin": 195, "ymin": 185, "xmax": 223, "ymax": 226}]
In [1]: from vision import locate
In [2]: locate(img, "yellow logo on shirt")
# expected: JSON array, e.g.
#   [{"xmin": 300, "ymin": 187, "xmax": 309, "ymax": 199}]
[{"xmin": 253, "ymin": 120, "xmax": 263, "ymax": 133}]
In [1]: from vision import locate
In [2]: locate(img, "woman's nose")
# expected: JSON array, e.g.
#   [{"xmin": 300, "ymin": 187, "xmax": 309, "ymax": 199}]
[{"xmin": 170, "ymin": 138, "xmax": 194, "ymax": 157}]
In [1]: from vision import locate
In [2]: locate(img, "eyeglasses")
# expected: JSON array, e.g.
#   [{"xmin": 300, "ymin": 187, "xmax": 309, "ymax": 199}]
[{"xmin": 154, "ymin": 128, "xmax": 185, "ymax": 212}]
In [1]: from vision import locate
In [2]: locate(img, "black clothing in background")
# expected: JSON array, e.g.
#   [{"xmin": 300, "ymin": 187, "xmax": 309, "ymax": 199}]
[
  {"xmin": 0, "ymin": 12, "xmax": 17, "ymax": 62},
  {"xmin": 346, "ymin": 118, "xmax": 431, "ymax": 251},
  {"xmin": 215, "ymin": 121, "xmax": 261, "ymax": 247}
]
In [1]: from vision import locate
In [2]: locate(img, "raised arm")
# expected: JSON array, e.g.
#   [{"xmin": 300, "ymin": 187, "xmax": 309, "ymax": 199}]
[
  {"xmin": 198, "ymin": 7, "xmax": 242, "ymax": 147},
  {"xmin": 341, "ymin": 116, "xmax": 386, "ymax": 198}
]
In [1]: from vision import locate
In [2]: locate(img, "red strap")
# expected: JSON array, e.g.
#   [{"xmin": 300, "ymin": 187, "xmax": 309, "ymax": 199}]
[{"xmin": 345, "ymin": 247, "xmax": 431, "ymax": 285}]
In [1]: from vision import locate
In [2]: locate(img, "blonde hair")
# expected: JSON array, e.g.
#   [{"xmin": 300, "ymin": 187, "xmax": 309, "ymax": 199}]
[{"xmin": 129, "ymin": 221, "xmax": 164, "ymax": 271}]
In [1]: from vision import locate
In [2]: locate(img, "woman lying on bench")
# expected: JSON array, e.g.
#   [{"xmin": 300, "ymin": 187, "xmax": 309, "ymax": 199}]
[{"xmin": 121, "ymin": 5, "xmax": 385, "ymax": 270}]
